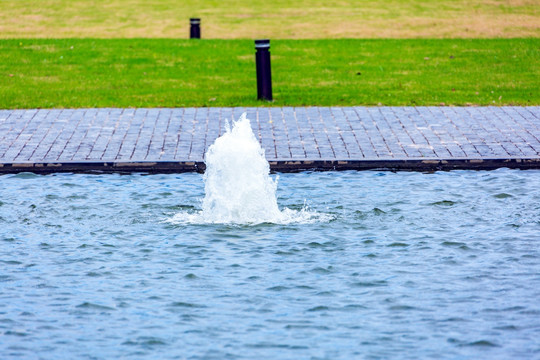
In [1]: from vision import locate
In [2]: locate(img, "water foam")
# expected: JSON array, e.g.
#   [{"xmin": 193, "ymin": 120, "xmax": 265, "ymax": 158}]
[{"xmin": 168, "ymin": 113, "xmax": 331, "ymax": 225}]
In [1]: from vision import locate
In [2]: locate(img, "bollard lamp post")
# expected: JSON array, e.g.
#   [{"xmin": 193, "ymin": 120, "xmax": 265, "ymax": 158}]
[
  {"xmin": 255, "ymin": 39, "xmax": 272, "ymax": 101},
  {"xmin": 190, "ymin": 18, "xmax": 201, "ymax": 39}
]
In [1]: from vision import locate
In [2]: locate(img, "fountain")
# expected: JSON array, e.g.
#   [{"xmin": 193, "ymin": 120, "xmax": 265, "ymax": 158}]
[{"xmin": 169, "ymin": 113, "xmax": 329, "ymax": 225}]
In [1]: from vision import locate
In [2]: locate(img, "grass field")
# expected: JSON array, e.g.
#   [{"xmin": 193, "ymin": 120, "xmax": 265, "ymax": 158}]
[
  {"xmin": 1, "ymin": 0, "xmax": 538, "ymax": 39},
  {"xmin": 1, "ymin": 1, "xmax": 538, "ymax": 108},
  {"xmin": 1, "ymin": 38, "xmax": 538, "ymax": 108}
]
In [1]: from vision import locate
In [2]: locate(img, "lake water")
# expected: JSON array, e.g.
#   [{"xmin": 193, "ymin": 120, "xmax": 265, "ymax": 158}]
[{"xmin": 1, "ymin": 169, "xmax": 539, "ymax": 359}]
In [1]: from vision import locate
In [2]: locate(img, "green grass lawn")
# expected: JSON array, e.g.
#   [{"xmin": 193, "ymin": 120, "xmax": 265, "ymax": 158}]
[
  {"xmin": 1, "ymin": 38, "xmax": 538, "ymax": 108},
  {"xmin": 1, "ymin": 1, "xmax": 538, "ymax": 109}
]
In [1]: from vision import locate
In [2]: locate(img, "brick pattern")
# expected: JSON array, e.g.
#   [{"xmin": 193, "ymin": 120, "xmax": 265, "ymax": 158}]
[{"xmin": 0, "ymin": 107, "xmax": 539, "ymax": 163}]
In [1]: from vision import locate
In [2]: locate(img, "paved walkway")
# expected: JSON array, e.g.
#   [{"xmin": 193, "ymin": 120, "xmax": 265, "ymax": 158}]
[{"xmin": 0, "ymin": 107, "xmax": 539, "ymax": 173}]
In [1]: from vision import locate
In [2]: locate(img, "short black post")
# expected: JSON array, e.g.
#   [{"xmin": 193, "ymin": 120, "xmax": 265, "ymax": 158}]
[
  {"xmin": 190, "ymin": 18, "xmax": 200, "ymax": 39},
  {"xmin": 255, "ymin": 39, "xmax": 272, "ymax": 101}
]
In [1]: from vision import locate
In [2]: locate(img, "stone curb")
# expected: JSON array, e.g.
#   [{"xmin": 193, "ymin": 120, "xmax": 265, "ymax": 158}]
[{"xmin": 1, "ymin": 157, "xmax": 539, "ymax": 174}]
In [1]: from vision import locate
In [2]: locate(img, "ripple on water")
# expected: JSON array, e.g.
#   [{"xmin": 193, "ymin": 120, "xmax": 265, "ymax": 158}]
[
  {"xmin": 455, "ymin": 340, "xmax": 500, "ymax": 348},
  {"xmin": 75, "ymin": 302, "xmax": 116, "ymax": 311},
  {"xmin": 310, "ymin": 266, "xmax": 334, "ymax": 274},
  {"xmin": 430, "ymin": 200, "xmax": 458, "ymax": 206},
  {"xmin": 350, "ymin": 280, "xmax": 388, "ymax": 288},
  {"xmin": 0, "ymin": 169, "xmax": 539, "ymax": 359},
  {"xmin": 441, "ymin": 241, "xmax": 466, "ymax": 247},
  {"xmin": 494, "ymin": 193, "xmax": 513, "ymax": 199},
  {"xmin": 168, "ymin": 302, "xmax": 206, "ymax": 308},
  {"xmin": 122, "ymin": 337, "xmax": 167, "ymax": 347},
  {"xmin": 387, "ymin": 242, "xmax": 409, "ymax": 247}
]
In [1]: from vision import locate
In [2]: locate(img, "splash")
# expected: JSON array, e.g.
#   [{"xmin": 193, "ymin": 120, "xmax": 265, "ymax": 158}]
[{"xmin": 168, "ymin": 113, "xmax": 331, "ymax": 225}]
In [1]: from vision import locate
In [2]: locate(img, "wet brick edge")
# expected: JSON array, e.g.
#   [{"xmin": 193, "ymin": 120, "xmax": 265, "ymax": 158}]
[{"xmin": 1, "ymin": 157, "xmax": 539, "ymax": 174}]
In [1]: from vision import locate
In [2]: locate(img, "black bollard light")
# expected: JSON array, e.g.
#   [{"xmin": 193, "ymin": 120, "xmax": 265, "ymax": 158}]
[
  {"xmin": 255, "ymin": 39, "xmax": 272, "ymax": 101},
  {"xmin": 190, "ymin": 18, "xmax": 201, "ymax": 39}
]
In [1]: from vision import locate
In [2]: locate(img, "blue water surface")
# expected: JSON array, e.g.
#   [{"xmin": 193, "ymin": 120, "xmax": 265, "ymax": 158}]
[{"xmin": 1, "ymin": 169, "xmax": 540, "ymax": 359}]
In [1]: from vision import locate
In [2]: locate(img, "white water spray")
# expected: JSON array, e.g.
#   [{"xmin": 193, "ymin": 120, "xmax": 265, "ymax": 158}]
[
  {"xmin": 201, "ymin": 112, "xmax": 281, "ymax": 223},
  {"xmin": 169, "ymin": 113, "xmax": 331, "ymax": 225}
]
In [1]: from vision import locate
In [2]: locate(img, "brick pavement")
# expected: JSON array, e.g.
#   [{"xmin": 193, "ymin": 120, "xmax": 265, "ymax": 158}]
[{"xmin": 0, "ymin": 107, "xmax": 539, "ymax": 173}]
